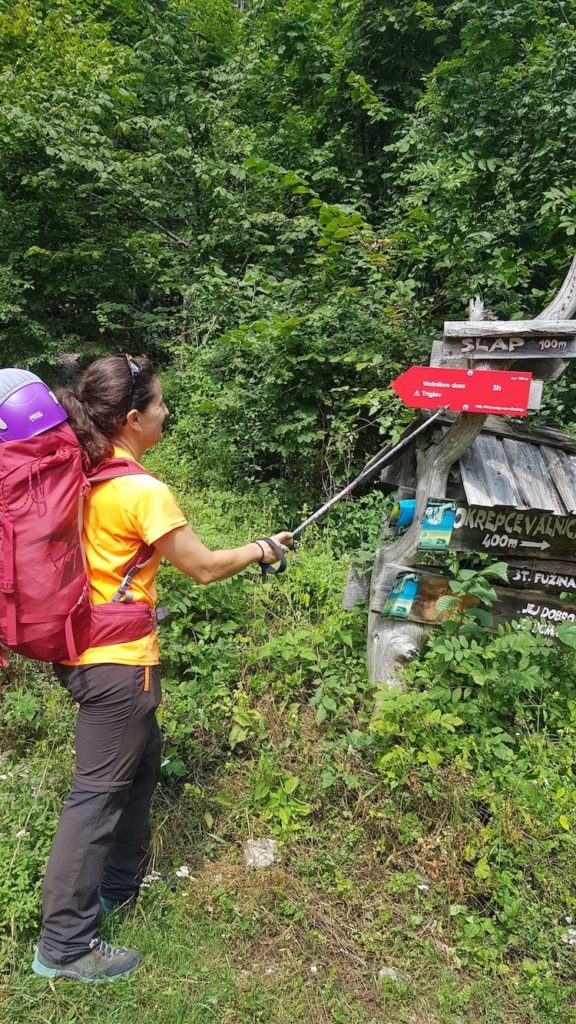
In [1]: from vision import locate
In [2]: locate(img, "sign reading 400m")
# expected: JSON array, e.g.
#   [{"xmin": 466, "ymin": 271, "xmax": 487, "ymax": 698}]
[
  {"xmin": 451, "ymin": 504, "xmax": 576, "ymax": 560},
  {"xmin": 397, "ymin": 498, "xmax": 576, "ymax": 562}
]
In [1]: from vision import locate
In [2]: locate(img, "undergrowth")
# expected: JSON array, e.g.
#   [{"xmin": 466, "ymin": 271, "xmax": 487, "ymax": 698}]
[{"xmin": 1, "ymin": 490, "xmax": 576, "ymax": 1022}]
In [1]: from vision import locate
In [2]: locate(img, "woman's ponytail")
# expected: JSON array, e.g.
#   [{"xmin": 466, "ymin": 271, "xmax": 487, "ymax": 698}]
[
  {"xmin": 57, "ymin": 355, "xmax": 156, "ymax": 467},
  {"xmin": 57, "ymin": 387, "xmax": 113, "ymax": 466}
]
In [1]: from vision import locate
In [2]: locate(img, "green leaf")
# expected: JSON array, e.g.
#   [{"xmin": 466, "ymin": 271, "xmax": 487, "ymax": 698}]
[
  {"xmin": 474, "ymin": 857, "xmax": 491, "ymax": 880},
  {"xmin": 556, "ymin": 623, "xmax": 576, "ymax": 650},
  {"xmin": 480, "ymin": 562, "xmax": 509, "ymax": 583}
]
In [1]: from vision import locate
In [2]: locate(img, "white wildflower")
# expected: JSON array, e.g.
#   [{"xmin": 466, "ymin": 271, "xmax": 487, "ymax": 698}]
[
  {"xmin": 175, "ymin": 865, "xmax": 191, "ymax": 878},
  {"xmin": 141, "ymin": 870, "xmax": 163, "ymax": 888}
]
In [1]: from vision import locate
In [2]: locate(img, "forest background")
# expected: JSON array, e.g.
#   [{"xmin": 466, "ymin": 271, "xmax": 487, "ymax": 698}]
[{"xmin": 3, "ymin": 1, "xmax": 576, "ymax": 1022}]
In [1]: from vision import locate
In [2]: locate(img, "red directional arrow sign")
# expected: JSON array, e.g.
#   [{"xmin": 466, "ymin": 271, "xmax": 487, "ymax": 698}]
[{"xmin": 392, "ymin": 366, "xmax": 532, "ymax": 416}]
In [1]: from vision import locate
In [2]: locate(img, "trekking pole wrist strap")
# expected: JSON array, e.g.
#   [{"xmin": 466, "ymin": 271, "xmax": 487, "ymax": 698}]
[{"xmin": 256, "ymin": 538, "xmax": 287, "ymax": 577}]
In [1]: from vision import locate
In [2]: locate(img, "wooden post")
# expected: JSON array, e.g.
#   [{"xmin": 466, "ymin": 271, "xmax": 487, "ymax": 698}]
[{"xmin": 366, "ymin": 258, "xmax": 576, "ymax": 687}]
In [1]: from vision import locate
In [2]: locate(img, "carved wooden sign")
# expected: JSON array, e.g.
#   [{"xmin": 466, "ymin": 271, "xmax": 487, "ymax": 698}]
[
  {"xmin": 442, "ymin": 320, "xmax": 576, "ymax": 362},
  {"xmin": 395, "ymin": 498, "xmax": 576, "ymax": 562},
  {"xmin": 506, "ymin": 561, "xmax": 576, "ymax": 595},
  {"xmin": 381, "ymin": 564, "xmax": 576, "ymax": 638},
  {"xmin": 449, "ymin": 501, "xmax": 576, "ymax": 561}
]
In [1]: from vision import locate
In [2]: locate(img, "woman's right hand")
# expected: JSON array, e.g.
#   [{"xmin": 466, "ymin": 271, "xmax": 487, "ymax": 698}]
[{"xmin": 256, "ymin": 532, "xmax": 294, "ymax": 565}]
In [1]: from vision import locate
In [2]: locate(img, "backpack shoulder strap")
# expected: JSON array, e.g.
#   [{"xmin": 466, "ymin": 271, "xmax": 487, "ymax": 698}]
[
  {"xmin": 87, "ymin": 457, "xmax": 157, "ymax": 484},
  {"xmin": 86, "ymin": 457, "xmax": 157, "ymax": 602}
]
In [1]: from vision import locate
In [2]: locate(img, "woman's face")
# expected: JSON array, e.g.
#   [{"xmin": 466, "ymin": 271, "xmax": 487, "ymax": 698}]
[{"xmin": 136, "ymin": 376, "xmax": 169, "ymax": 451}]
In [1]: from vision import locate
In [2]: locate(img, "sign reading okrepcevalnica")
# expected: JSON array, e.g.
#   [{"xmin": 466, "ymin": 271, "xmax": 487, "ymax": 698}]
[
  {"xmin": 450, "ymin": 503, "xmax": 576, "ymax": 561},
  {"xmin": 391, "ymin": 498, "xmax": 576, "ymax": 561}
]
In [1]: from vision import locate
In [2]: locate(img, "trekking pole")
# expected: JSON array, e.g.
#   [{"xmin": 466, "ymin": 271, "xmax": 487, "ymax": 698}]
[{"xmin": 261, "ymin": 407, "xmax": 448, "ymax": 575}]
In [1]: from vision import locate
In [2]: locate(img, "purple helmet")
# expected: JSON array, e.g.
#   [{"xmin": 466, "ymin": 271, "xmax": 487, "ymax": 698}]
[{"xmin": 0, "ymin": 369, "xmax": 68, "ymax": 443}]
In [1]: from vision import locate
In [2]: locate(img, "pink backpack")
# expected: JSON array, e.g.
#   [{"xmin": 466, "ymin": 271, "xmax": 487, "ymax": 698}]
[{"xmin": 0, "ymin": 421, "xmax": 156, "ymax": 665}]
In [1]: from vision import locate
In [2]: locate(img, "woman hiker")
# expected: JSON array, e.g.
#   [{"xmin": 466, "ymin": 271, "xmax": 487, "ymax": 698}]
[{"xmin": 32, "ymin": 354, "xmax": 292, "ymax": 982}]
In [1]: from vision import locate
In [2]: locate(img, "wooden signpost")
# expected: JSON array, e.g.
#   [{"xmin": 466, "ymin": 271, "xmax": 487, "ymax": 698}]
[
  {"xmin": 358, "ymin": 258, "xmax": 576, "ymax": 686},
  {"xmin": 400, "ymin": 498, "xmax": 576, "ymax": 561},
  {"xmin": 381, "ymin": 563, "xmax": 576, "ymax": 638},
  {"xmin": 506, "ymin": 562, "xmax": 576, "ymax": 596},
  {"xmin": 450, "ymin": 502, "xmax": 576, "ymax": 559},
  {"xmin": 442, "ymin": 336, "xmax": 576, "ymax": 362}
]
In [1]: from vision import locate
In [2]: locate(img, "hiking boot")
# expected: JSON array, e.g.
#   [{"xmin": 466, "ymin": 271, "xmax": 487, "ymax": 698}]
[
  {"xmin": 32, "ymin": 938, "xmax": 140, "ymax": 982},
  {"xmin": 99, "ymin": 893, "xmax": 138, "ymax": 916}
]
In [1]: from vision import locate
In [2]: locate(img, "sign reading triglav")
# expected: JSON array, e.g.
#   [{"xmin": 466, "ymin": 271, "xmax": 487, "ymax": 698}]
[{"xmin": 390, "ymin": 366, "xmax": 532, "ymax": 416}]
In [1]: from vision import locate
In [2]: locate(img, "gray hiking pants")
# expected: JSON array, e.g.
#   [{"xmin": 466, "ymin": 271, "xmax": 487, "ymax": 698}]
[{"xmin": 38, "ymin": 662, "xmax": 162, "ymax": 964}]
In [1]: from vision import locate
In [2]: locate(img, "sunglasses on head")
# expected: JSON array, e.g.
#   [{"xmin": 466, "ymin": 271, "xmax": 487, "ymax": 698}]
[{"xmin": 118, "ymin": 353, "xmax": 142, "ymax": 412}]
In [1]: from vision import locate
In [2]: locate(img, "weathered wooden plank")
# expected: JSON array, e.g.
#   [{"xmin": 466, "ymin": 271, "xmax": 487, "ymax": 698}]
[
  {"xmin": 459, "ymin": 446, "xmax": 497, "ymax": 506},
  {"xmin": 379, "ymin": 564, "xmax": 576, "ymax": 638},
  {"xmin": 432, "ymin": 411, "xmax": 576, "ymax": 453},
  {"xmin": 539, "ymin": 446, "xmax": 576, "ymax": 514},
  {"xmin": 505, "ymin": 559, "xmax": 576, "ymax": 595},
  {"xmin": 380, "ymin": 444, "xmax": 417, "ymax": 493},
  {"xmin": 459, "ymin": 439, "xmax": 518, "ymax": 507},
  {"xmin": 502, "ymin": 439, "xmax": 564, "ymax": 512},
  {"xmin": 527, "ymin": 379, "xmax": 544, "ymax": 409},
  {"xmin": 464, "ymin": 434, "xmax": 519, "ymax": 507},
  {"xmin": 343, "ymin": 565, "xmax": 371, "ymax": 609},
  {"xmin": 447, "ymin": 501, "xmax": 576, "ymax": 560},
  {"xmin": 514, "ymin": 359, "xmax": 568, "ymax": 381},
  {"xmin": 418, "ymin": 557, "xmax": 576, "ymax": 595},
  {"xmin": 442, "ymin": 336, "xmax": 576, "ymax": 361},
  {"xmin": 442, "ymin": 318, "xmax": 576, "ymax": 378},
  {"xmin": 444, "ymin": 319, "xmax": 576, "ymax": 338}
]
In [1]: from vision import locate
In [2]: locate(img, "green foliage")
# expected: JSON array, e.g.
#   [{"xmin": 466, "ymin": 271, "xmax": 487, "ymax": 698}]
[
  {"xmin": 4, "ymin": 3, "xmax": 576, "ymax": 1019},
  {"xmin": 3, "ymin": 489, "xmax": 576, "ymax": 1017},
  {"xmin": 369, "ymin": 569, "xmax": 576, "ymax": 985},
  {"xmin": 0, "ymin": 668, "xmax": 74, "ymax": 966},
  {"xmin": 250, "ymin": 753, "xmax": 312, "ymax": 833},
  {"xmin": 7, "ymin": 0, "xmax": 576, "ymax": 488}
]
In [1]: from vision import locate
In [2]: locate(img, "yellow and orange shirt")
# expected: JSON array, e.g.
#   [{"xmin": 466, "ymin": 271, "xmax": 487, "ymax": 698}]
[{"xmin": 66, "ymin": 446, "xmax": 187, "ymax": 666}]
